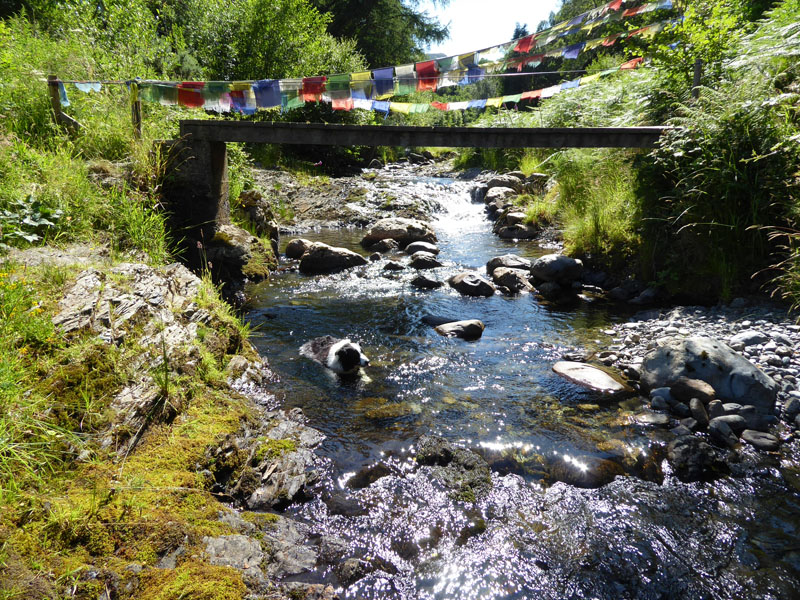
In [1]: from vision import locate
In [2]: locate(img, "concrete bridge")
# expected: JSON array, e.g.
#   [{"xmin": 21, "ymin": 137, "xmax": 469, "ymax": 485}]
[{"xmin": 162, "ymin": 120, "xmax": 667, "ymax": 243}]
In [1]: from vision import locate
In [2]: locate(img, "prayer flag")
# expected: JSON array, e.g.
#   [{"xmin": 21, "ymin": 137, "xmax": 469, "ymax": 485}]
[
  {"xmin": 178, "ymin": 82, "xmax": 204, "ymax": 108},
  {"xmin": 623, "ymin": 5, "xmax": 646, "ymax": 17},
  {"xmin": 487, "ymin": 96, "xmax": 505, "ymax": 108},
  {"xmin": 372, "ymin": 67, "xmax": 395, "ymax": 99},
  {"xmin": 74, "ymin": 82, "xmax": 101, "ymax": 93},
  {"xmin": 458, "ymin": 53, "xmax": 477, "ymax": 69},
  {"xmin": 568, "ymin": 12, "xmax": 587, "ymax": 26},
  {"xmin": 584, "ymin": 38, "xmax": 605, "ymax": 51},
  {"xmin": 395, "ymin": 65, "xmax": 416, "ymax": 96},
  {"xmin": 353, "ymin": 98, "xmax": 373, "ymax": 111},
  {"xmin": 203, "ymin": 82, "xmax": 231, "ymax": 112},
  {"xmin": 580, "ymin": 73, "xmax": 603, "ymax": 85},
  {"xmin": 521, "ymin": 89, "xmax": 542, "ymax": 100},
  {"xmin": 253, "ymin": 79, "xmax": 281, "ymax": 108},
  {"xmin": 410, "ymin": 103, "xmax": 430, "ymax": 113},
  {"xmin": 332, "ymin": 98, "xmax": 354, "ymax": 111},
  {"xmin": 541, "ymin": 85, "xmax": 560, "ymax": 98},
  {"xmin": 230, "ymin": 83, "xmax": 256, "ymax": 114},
  {"xmin": 431, "ymin": 101, "xmax": 449, "ymax": 111},
  {"xmin": 545, "ymin": 49, "xmax": 562, "ymax": 58},
  {"xmin": 439, "ymin": 70, "xmax": 464, "ymax": 88},
  {"xmin": 448, "ymin": 101, "xmax": 469, "ymax": 111},
  {"xmin": 501, "ymin": 93, "xmax": 523, "ymax": 103},
  {"xmin": 620, "ymin": 57, "xmax": 644, "ymax": 70},
  {"xmin": 560, "ymin": 79, "xmax": 580, "ymax": 90},
  {"xmin": 390, "ymin": 102, "xmax": 411, "ymax": 114},
  {"xmin": 416, "ymin": 60, "xmax": 439, "ymax": 92},
  {"xmin": 280, "ymin": 79, "xmax": 303, "ymax": 111},
  {"xmin": 602, "ymin": 33, "xmax": 622, "ymax": 46},
  {"xmin": 516, "ymin": 54, "xmax": 544, "ymax": 72},
  {"xmin": 659, "ymin": 0, "xmax": 673, "ymax": 8},
  {"xmin": 607, "ymin": 0, "xmax": 623, "ymax": 11},
  {"xmin": 467, "ymin": 99, "xmax": 487, "ymax": 110},
  {"xmin": 350, "ymin": 71, "xmax": 373, "ymax": 100},
  {"xmin": 514, "ymin": 34, "xmax": 536, "ymax": 54},
  {"xmin": 562, "ymin": 42, "xmax": 585, "ymax": 59},
  {"xmin": 462, "ymin": 66, "xmax": 484, "ymax": 84},
  {"xmin": 372, "ymin": 100, "xmax": 390, "ymax": 115},
  {"xmin": 58, "ymin": 81, "xmax": 70, "ymax": 107},
  {"xmin": 301, "ymin": 76, "xmax": 326, "ymax": 102},
  {"xmin": 437, "ymin": 56, "xmax": 459, "ymax": 72}
]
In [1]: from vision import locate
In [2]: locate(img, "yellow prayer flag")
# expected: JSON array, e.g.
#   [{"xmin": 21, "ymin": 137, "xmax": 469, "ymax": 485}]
[
  {"xmin": 485, "ymin": 97, "xmax": 503, "ymax": 108},
  {"xmin": 390, "ymin": 102, "xmax": 411, "ymax": 114}
]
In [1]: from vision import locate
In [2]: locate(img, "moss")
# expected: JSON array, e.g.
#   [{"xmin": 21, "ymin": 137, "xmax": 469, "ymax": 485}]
[
  {"xmin": 240, "ymin": 238, "xmax": 276, "ymax": 281},
  {"xmin": 253, "ymin": 438, "xmax": 297, "ymax": 463},
  {"xmin": 240, "ymin": 511, "xmax": 279, "ymax": 527},
  {"xmin": 139, "ymin": 561, "xmax": 247, "ymax": 600}
]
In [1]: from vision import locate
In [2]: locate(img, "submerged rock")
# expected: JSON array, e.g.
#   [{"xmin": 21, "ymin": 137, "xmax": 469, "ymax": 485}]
[
  {"xmin": 640, "ymin": 337, "xmax": 779, "ymax": 413},
  {"xmin": 411, "ymin": 274, "xmax": 443, "ymax": 289},
  {"xmin": 416, "ymin": 436, "xmax": 492, "ymax": 501},
  {"xmin": 552, "ymin": 361, "xmax": 631, "ymax": 394},
  {"xmin": 448, "ymin": 272, "xmax": 496, "ymax": 297},
  {"xmin": 434, "ymin": 319, "xmax": 485, "ymax": 341},
  {"xmin": 361, "ymin": 217, "xmax": 436, "ymax": 248},
  {"xmin": 667, "ymin": 435, "xmax": 724, "ymax": 482},
  {"xmin": 548, "ymin": 454, "xmax": 625, "ymax": 489},
  {"xmin": 299, "ymin": 242, "xmax": 368, "ymax": 275}
]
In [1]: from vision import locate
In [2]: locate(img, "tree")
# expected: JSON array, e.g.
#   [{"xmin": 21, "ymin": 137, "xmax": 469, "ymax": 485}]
[{"xmin": 309, "ymin": 0, "xmax": 449, "ymax": 67}]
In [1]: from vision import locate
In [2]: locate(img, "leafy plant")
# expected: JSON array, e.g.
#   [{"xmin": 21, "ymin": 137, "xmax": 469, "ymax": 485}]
[{"xmin": 0, "ymin": 194, "xmax": 62, "ymax": 247}]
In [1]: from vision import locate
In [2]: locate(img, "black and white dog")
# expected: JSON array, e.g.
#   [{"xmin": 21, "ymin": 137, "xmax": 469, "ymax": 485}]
[{"xmin": 300, "ymin": 336, "xmax": 370, "ymax": 375}]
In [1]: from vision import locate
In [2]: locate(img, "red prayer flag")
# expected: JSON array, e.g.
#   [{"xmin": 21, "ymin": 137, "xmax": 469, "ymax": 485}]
[
  {"xmin": 431, "ymin": 101, "xmax": 449, "ymax": 111},
  {"xmin": 178, "ymin": 82, "xmax": 205, "ymax": 108},
  {"xmin": 301, "ymin": 76, "xmax": 327, "ymax": 102},
  {"xmin": 521, "ymin": 89, "xmax": 543, "ymax": 100},
  {"xmin": 514, "ymin": 34, "xmax": 536, "ymax": 54},
  {"xmin": 622, "ymin": 5, "xmax": 646, "ymax": 17},
  {"xmin": 416, "ymin": 60, "xmax": 439, "ymax": 92},
  {"xmin": 516, "ymin": 53, "xmax": 544, "ymax": 72},
  {"xmin": 607, "ymin": 0, "xmax": 623, "ymax": 11},
  {"xmin": 620, "ymin": 57, "xmax": 644, "ymax": 70},
  {"xmin": 602, "ymin": 33, "xmax": 621, "ymax": 47},
  {"xmin": 331, "ymin": 97, "xmax": 354, "ymax": 111}
]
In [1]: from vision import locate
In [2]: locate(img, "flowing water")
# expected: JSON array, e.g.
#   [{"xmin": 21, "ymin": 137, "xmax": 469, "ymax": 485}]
[{"xmin": 245, "ymin": 168, "xmax": 800, "ymax": 599}]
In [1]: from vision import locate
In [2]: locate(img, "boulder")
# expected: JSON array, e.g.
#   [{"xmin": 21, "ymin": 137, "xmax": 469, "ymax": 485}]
[
  {"xmin": 206, "ymin": 223, "xmax": 274, "ymax": 281},
  {"xmin": 405, "ymin": 241, "xmax": 440, "ymax": 255},
  {"xmin": 552, "ymin": 361, "xmax": 631, "ymax": 395},
  {"xmin": 369, "ymin": 238, "xmax": 400, "ymax": 253},
  {"xmin": 485, "ymin": 186, "xmax": 517, "ymax": 204},
  {"xmin": 204, "ymin": 535, "xmax": 265, "ymax": 580},
  {"xmin": 491, "ymin": 267, "xmax": 532, "ymax": 293},
  {"xmin": 729, "ymin": 329, "xmax": 769, "ymax": 348},
  {"xmin": 530, "ymin": 254, "xmax": 584, "ymax": 286},
  {"xmin": 470, "ymin": 184, "xmax": 488, "ymax": 203},
  {"xmin": 448, "ymin": 272, "xmax": 496, "ymax": 298},
  {"xmin": 299, "ymin": 242, "xmax": 368, "ymax": 275},
  {"xmin": 496, "ymin": 224, "xmax": 539, "ymax": 240},
  {"xmin": 741, "ymin": 430, "xmax": 780, "ymax": 451},
  {"xmin": 486, "ymin": 254, "xmax": 532, "ymax": 275},
  {"xmin": 383, "ymin": 261, "xmax": 405, "ymax": 271},
  {"xmin": 709, "ymin": 418, "xmax": 739, "ymax": 447},
  {"xmin": 486, "ymin": 175, "xmax": 522, "ymax": 192},
  {"xmin": 361, "ymin": 217, "xmax": 436, "ymax": 248},
  {"xmin": 409, "ymin": 251, "xmax": 442, "ymax": 270},
  {"xmin": 640, "ymin": 337, "xmax": 779, "ymax": 413},
  {"xmin": 536, "ymin": 281, "xmax": 576, "ymax": 304},
  {"xmin": 411, "ymin": 275, "xmax": 443, "ymax": 290},
  {"xmin": 670, "ymin": 377, "xmax": 716, "ymax": 405},
  {"xmin": 434, "ymin": 319, "xmax": 485, "ymax": 341},
  {"xmin": 505, "ymin": 212, "xmax": 527, "ymax": 226},
  {"xmin": 285, "ymin": 238, "xmax": 313, "ymax": 260},
  {"xmin": 667, "ymin": 435, "xmax": 721, "ymax": 482}
]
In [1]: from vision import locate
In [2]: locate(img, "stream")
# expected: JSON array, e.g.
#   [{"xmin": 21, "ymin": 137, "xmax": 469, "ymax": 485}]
[{"xmin": 244, "ymin": 167, "xmax": 800, "ymax": 599}]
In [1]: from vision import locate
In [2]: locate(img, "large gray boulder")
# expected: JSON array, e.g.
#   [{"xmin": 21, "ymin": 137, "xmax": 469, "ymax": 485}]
[
  {"xmin": 448, "ymin": 272, "xmax": 496, "ymax": 298},
  {"xmin": 486, "ymin": 254, "xmax": 532, "ymax": 275},
  {"xmin": 640, "ymin": 337, "xmax": 778, "ymax": 413},
  {"xmin": 361, "ymin": 217, "xmax": 436, "ymax": 248},
  {"xmin": 496, "ymin": 224, "xmax": 538, "ymax": 240},
  {"xmin": 486, "ymin": 174, "xmax": 522, "ymax": 192},
  {"xmin": 299, "ymin": 242, "xmax": 368, "ymax": 275},
  {"xmin": 530, "ymin": 254, "xmax": 583, "ymax": 285}
]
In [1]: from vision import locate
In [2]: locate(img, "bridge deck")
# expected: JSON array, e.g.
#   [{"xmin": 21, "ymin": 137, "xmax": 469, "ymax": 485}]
[{"xmin": 180, "ymin": 120, "xmax": 667, "ymax": 148}]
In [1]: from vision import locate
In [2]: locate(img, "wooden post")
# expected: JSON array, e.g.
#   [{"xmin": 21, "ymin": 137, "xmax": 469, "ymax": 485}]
[
  {"xmin": 47, "ymin": 74, "xmax": 63, "ymax": 125},
  {"xmin": 692, "ymin": 58, "xmax": 703, "ymax": 99},
  {"xmin": 131, "ymin": 82, "xmax": 142, "ymax": 139}
]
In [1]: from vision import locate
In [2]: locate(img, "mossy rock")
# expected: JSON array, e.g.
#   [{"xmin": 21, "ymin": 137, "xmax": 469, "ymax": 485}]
[{"xmin": 139, "ymin": 561, "xmax": 247, "ymax": 600}]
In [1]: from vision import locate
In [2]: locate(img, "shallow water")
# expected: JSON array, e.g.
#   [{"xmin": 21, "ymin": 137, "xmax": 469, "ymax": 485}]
[{"xmin": 245, "ymin": 168, "xmax": 800, "ymax": 598}]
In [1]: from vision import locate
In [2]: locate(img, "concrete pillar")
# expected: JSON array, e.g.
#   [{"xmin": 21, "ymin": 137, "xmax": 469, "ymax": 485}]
[{"xmin": 158, "ymin": 138, "xmax": 230, "ymax": 244}]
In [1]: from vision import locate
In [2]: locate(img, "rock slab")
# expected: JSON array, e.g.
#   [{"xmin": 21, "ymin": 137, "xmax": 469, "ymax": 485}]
[{"xmin": 552, "ymin": 362, "xmax": 631, "ymax": 395}]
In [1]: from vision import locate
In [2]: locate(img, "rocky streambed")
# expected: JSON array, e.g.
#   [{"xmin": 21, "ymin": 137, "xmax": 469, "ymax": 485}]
[{"xmin": 225, "ymin": 162, "xmax": 800, "ymax": 598}]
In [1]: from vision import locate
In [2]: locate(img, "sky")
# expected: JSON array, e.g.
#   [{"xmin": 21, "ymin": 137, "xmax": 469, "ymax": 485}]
[{"xmin": 420, "ymin": 0, "xmax": 562, "ymax": 57}]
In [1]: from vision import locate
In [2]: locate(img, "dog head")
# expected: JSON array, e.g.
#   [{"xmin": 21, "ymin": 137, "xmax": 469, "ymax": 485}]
[{"xmin": 329, "ymin": 339, "xmax": 370, "ymax": 374}]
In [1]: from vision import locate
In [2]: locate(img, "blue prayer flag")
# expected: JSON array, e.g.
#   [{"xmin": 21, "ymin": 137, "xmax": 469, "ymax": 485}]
[
  {"xmin": 467, "ymin": 99, "xmax": 487, "ymax": 109},
  {"xmin": 562, "ymin": 42, "xmax": 586, "ymax": 59},
  {"xmin": 253, "ymin": 79, "xmax": 280, "ymax": 108}
]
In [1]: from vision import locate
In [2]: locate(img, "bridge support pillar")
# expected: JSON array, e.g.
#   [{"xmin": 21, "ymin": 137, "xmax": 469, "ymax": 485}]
[{"xmin": 159, "ymin": 138, "xmax": 230, "ymax": 244}]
